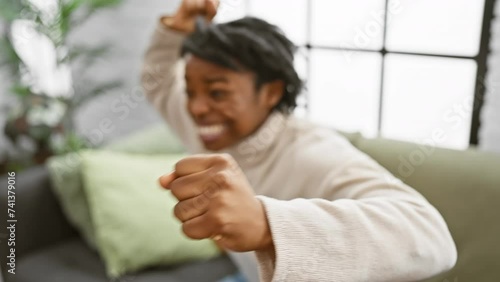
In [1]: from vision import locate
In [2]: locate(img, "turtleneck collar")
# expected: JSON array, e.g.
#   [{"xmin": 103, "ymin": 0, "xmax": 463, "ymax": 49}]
[{"xmin": 206, "ymin": 111, "xmax": 289, "ymax": 166}]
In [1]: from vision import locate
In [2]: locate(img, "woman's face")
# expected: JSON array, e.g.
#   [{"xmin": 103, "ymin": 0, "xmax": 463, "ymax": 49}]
[{"xmin": 185, "ymin": 55, "xmax": 282, "ymax": 151}]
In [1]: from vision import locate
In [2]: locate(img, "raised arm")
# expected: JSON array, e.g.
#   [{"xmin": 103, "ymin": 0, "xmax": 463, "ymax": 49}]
[{"xmin": 141, "ymin": 0, "xmax": 219, "ymax": 151}]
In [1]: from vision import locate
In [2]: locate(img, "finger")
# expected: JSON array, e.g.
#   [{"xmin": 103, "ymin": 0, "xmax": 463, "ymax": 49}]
[
  {"xmin": 170, "ymin": 170, "xmax": 222, "ymax": 201},
  {"xmin": 214, "ymin": 241, "xmax": 226, "ymax": 252},
  {"xmin": 213, "ymin": 0, "xmax": 221, "ymax": 9},
  {"xmin": 191, "ymin": 0, "xmax": 206, "ymax": 15},
  {"xmin": 205, "ymin": 0, "xmax": 219, "ymax": 20},
  {"xmin": 174, "ymin": 154, "xmax": 221, "ymax": 177},
  {"xmin": 173, "ymin": 193, "xmax": 210, "ymax": 222},
  {"xmin": 159, "ymin": 172, "xmax": 176, "ymax": 189},
  {"xmin": 181, "ymin": 213, "xmax": 214, "ymax": 240}
]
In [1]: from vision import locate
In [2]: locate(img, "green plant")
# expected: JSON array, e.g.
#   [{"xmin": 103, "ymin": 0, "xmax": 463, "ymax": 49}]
[{"xmin": 0, "ymin": 0, "xmax": 124, "ymax": 173}]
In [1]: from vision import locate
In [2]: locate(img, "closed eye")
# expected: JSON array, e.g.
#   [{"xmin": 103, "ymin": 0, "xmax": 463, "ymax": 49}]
[{"xmin": 209, "ymin": 90, "xmax": 228, "ymax": 100}]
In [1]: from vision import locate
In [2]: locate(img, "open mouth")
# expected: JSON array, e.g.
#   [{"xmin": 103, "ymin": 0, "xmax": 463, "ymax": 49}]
[{"xmin": 197, "ymin": 124, "xmax": 227, "ymax": 143}]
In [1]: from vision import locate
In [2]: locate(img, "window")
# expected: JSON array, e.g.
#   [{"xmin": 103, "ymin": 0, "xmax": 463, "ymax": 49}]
[{"xmin": 219, "ymin": 0, "xmax": 495, "ymax": 149}]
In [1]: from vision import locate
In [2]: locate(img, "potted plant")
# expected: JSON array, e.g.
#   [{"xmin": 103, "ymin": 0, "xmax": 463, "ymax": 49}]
[{"xmin": 0, "ymin": 0, "xmax": 123, "ymax": 173}]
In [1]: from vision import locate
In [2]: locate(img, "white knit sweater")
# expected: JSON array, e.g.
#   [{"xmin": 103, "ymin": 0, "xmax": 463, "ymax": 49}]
[{"xmin": 142, "ymin": 23, "xmax": 457, "ymax": 282}]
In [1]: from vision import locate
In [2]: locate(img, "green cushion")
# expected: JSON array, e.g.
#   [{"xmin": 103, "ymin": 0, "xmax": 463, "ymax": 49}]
[
  {"xmin": 47, "ymin": 124, "xmax": 185, "ymax": 249},
  {"xmin": 355, "ymin": 137, "xmax": 500, "ymax": 282},
  {"xmin": 80, "ymin": 150, "xmax": 220, "ymax": 278},
  {"xmin": 48, "ymin": 152, "xmax": 97, "ymax": 247}
]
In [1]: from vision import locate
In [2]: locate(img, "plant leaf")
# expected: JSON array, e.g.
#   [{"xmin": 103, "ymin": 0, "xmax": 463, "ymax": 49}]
[
  {"xmin": 0, "ymin": 0, "xmax": 25, "ymax": 21},
  {"xmin": 10, "ymin": 84, "xmax": 31, "ymax": 98},
  {"xmin": 62, "ymin": 43, "xmax": 109, "ymax": 64},
  {"xmin": 88, "ymin": 0, "xmax": 123, "ymax": 9},
  {"xmin": 0, "ymin": 35, "xmax": 22, "ymax": 76},
  {"xmin": 61, "ymin": 0, "xmax": 86, "ymax": 18}
]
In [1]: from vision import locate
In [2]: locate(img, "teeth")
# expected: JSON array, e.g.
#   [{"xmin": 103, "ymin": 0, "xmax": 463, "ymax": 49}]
[{"xmin": 198, "ymin": 124, "xmax": 225, "ymax": 136}]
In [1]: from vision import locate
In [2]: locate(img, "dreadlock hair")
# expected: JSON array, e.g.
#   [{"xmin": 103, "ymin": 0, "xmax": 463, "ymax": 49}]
[{"xmin": 181, "ymin": 16, "xmax": 303, "ymax": 115}]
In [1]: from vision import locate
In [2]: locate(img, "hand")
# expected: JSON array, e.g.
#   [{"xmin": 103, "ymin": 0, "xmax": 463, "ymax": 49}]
[
  {"xmin": 163, "ymin": 0, "xmax": 219, "ymax": 33},
  {"xmin": 159, "ymin": 154, "xmax": 274, "ymax": 252}
]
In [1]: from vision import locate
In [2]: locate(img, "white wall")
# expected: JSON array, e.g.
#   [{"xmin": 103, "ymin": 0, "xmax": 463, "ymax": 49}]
[
  {"xmin": 70, "ymin": 0, "xmax": 181, "ymax": 145},
  {"xmin": 480, "ymin": 1, "xmax": 500, "ymax": 153}
]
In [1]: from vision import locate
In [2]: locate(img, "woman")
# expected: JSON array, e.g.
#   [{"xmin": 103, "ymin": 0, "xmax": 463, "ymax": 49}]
[{"xmin": 142, "ymin": 0, "xmax": 457, "ymax": 281}]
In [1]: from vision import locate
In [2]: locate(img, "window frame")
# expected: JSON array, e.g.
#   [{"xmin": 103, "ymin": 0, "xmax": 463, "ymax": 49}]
[{"xmin": 244, "ymin": 0, "xmax": 497, "ymax": 146}]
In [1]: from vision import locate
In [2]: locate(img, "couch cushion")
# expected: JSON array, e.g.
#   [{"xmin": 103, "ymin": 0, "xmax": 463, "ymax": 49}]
[
  {"xmin": 337, "ymin": 130, "xmax": 363, "ymax": 147},
  {"xmin": 356, "ymin": 137, "xmax": 500, "ymax": 282},
  {"xmin": 0, "ymin": 166, "xmax": 76, "ymax": 270},
  {"xmin": 80, "ymin": 151, "xmax": 220, "ymax": 278},
  {"xmin": 10, "ymin": 239, "xmax": 236, "ymax": 282},
  {"xmin": 46, "ymin": 124, "xmax": 186, "ymax": 249}
]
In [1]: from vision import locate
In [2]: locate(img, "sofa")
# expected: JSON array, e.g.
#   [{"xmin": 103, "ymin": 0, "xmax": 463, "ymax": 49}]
[{"xmin": 1, "ymin": 124, "xmax": 500, "ymax": 282}]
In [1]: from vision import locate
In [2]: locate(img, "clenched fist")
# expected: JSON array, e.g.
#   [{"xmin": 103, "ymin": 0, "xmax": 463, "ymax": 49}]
[
  {"xmin": 159, "ymin": 154, "xmax": 274, "ymax": 252},
  {"xmin": 162, "ymin": 0, "xmax": 219, "ymax": 33}
]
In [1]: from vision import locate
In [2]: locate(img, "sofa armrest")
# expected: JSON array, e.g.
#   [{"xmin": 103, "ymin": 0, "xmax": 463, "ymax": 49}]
[{"xmin": 0, "ymin": 166, "xmax": 77, "ymax": 267}]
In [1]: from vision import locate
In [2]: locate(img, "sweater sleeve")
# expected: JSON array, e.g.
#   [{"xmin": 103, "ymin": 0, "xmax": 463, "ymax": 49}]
[
  {"xmin": 141, "ymin": 21, "xmax": 202, "ymax": 152},
  {"xmin": 254, "ymin": 135, "xmax": 457, "ymax": 282}
]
